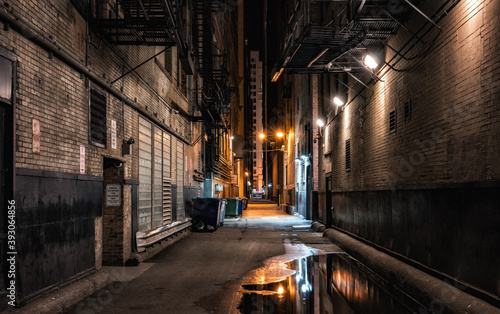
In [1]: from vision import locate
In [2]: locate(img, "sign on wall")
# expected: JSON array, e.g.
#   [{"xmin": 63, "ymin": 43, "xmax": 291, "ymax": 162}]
[
  {"xmin": 106, "ymin": 184, "xmax": 121, "ymax": 207},
  {"xmin": 111, "ymin": 119, "xmax": 117, "ymax": 150},
  {"xmin": 32, "ymin": 118, "xmax": 40, "ymax": 154},
  {"xmin": 80, "ymin": 145, "xmax": 85, "ymax": 174}
]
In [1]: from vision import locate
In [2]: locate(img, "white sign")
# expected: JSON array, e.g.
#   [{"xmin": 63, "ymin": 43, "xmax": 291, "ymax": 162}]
[
  {"xmin": 106, "ymin": 184, "xmax": 121, "ymax": 206},
  {"xmin": 80, "ymin": 145, "xmax": 85, "ymax": 174},
  {"xmin": 111, "ymin": 119, "xmax": 117, "ymax": 150},
  {"xmin": 32, "ymin": 118, "xmax": 40, "ymax": 154}
]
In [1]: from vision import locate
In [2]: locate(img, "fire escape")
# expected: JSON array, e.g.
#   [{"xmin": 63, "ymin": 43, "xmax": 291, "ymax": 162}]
[
  {"xmin": 193, "ymin": 0, "xmax": 234, "ymax": 185},
  {"xmin": 272, "ymin": 0, "xmax": 459, "ymax": 98},
  {"xmin": 91, "ymin": 0, "xmax": 193, "ymax": 74}
]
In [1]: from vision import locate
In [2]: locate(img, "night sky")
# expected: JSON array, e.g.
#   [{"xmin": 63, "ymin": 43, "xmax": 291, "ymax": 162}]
[{"xmin": 244, "ymin": 0, "xmax": 265, "ymax": 52}]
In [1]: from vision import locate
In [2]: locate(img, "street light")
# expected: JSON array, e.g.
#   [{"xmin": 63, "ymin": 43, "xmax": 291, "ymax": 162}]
[
  {"xmin": 259, "ymin": 133, "xmax": 265, "ymax": 139},
  {"xmin": 276, "ymin": 131, "xmax": 284, "ymax": 138}
]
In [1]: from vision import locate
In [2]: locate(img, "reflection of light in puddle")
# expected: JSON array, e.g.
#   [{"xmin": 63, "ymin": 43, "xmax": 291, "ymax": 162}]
[{"xmin": 241, "ymin": 239, "xmax": 323, "ymax": 287}]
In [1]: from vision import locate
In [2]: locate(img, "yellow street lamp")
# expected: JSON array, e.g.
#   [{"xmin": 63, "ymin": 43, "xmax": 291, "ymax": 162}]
[{"xmin": 259, "ymin": 133, "xmax": 265, "ymax": 139}]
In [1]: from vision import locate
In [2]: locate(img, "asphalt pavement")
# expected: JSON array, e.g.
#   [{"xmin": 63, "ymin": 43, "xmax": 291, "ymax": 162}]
[{"xmin": 65, "ymin": 201, "xmax": 332, "ymax": 314}]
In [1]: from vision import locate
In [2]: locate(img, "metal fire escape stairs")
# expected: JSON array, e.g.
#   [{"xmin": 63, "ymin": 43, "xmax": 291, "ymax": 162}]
[
  {"xmin": 91, "ymin": 0, "xmax": 193, "ymax": 74},
  {"xmin": 193, "ymin": 0, "xmax": 234, "ymax": 184},
  {"xmin": 272, "ymin": 0, "xmax": 460, "ymax": 105}
]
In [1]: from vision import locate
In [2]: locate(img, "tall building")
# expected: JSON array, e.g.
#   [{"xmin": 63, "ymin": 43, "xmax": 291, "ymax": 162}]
[{"xmin": 249, "ymin": 50, "xmax": 264, "ymax": 196}]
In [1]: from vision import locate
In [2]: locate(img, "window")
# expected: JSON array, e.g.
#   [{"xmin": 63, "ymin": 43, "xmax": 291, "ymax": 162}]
[
  {"xmin": 89, "ymin": 87, "xmax": 107, "ymax": 148},
  {"xmin": 345, "ymin": 139, "xmax": 351, "ymax": 172},
  {"xmin": 389, "ymin": 109, "xmax": 397, "ymax": 133}
]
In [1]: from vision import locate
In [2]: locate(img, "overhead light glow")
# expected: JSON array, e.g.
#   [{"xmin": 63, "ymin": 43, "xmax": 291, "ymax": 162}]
[
  {"xmin": 259, "ymin": 133, "xmax": 265, "ymax": 139},
  {"xmin": 316, "ymin": 118, "xmax": 325, "ymax": 127},
  {"xmin": 278, "ymin": 286, "xmax": 284, "ymax": 294},
  {"xmin": 334, "ymin": 97, "xmax": 344, "ymax": 106},
  {"xmin": 364, "ymin": 54, "xmax": 378, "ymax": 69},
  {"xmin": 276, "ymin": 132, "xmax": 284, "ymax": 138}
]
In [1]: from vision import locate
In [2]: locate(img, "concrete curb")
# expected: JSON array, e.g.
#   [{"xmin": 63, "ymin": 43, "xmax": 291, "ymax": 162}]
[
  {"xmin": 6, "ymin": 270, "xmax": 111, "ymax": 314},
  {"xmin": 311, "ymin": 223, "xmax": 500, "ymax": 313}
]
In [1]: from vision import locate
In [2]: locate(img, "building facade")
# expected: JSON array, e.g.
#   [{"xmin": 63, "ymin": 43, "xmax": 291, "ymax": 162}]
[
  {"xmin": 249, "ymin": 50, "xmax": 265, "ymax": 196},
  {"xmin": 270, "ymin": 0, "xmax": 500, "ymax": 302},
  {"xmin": 0, "ymin": 0, "xmax": 240, "ymax": 306}
]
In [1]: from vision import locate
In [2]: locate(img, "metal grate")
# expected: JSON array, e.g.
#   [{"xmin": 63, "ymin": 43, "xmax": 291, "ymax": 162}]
[
  {"xmin": 404, "ymin": 100, "xmax": 411, "ymax": 121},
  {"xmin": 345, "ymin": 139, "xmax": 351, "ymax": 172},
  {"xmin": 389, "ymin": 109, "xmax": 397, "ymax": 133},
  {"xmin": 162, "ymin": 178, "xmax": 173, "ymax": 224},
  {"xmin": 89, "ymin": 87, "xmax": 107, "ymax": 148}
]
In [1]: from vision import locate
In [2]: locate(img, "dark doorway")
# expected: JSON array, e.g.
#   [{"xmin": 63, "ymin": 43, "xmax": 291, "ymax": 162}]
[{"xmin": 0, "ymin": 48, "xmax": 16, "ymax": 304}]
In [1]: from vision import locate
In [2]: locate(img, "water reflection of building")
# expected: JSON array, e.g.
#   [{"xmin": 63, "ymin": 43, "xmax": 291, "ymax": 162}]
[{"xmin": 239, "ymin": 254, "xmax": 421, "ymax": 313}]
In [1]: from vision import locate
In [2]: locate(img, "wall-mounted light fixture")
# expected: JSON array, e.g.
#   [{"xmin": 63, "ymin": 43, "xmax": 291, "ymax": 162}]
[
  {"xmin": 259, "ymin": 133, "xmax": 265, "ymax": 139},
  {"xmin": 364, "ymin": 54, "xmax": 378, "ymax": 69},
  {"xmin": 122, "ymin": 138, "xmax": 135, "ymax": 156},
  {"xmin": 316, "ymin": 118, "xmax": 325, "ymax": 127},
  {"xmin": 334, "ymin": 97, "xmax": 344, "ymax": 106}
]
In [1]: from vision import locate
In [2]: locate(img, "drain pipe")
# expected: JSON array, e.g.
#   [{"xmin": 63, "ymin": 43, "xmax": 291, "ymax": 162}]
[{"xmin": 0, "ymin": 3, "xmax": 192, "ymax": 146}]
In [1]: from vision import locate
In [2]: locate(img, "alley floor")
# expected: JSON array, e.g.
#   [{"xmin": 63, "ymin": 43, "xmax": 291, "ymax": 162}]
[{"xmin": 66, "ymin": 202, "xmax": 336, "ymax": 314}]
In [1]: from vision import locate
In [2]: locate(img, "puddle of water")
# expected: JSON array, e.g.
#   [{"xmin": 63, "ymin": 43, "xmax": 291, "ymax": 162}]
[{"xmin": 238, "ymin": 248, "xmax": 426, "ymax": 314}]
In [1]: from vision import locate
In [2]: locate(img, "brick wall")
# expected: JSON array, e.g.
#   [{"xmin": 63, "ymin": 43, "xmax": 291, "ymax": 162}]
[
  {"xmin": 0, "ymin": 0, "xmax": 200, "ymax": 298},
  {"xmin": 327, "ymin": 0, "xmax": 500, "ymax": 191},
  {"xmin": 321, "ymin": 0, "xmax": 500, "ymax": 297}
]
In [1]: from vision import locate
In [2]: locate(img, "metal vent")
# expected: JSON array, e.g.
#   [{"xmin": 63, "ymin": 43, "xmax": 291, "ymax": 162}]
[
  {"xmin": 162, "ymin": 178, "xmax": 173, "ymax": 225},
  {"xmin": 345, "ymin": 139, "xmax": 351, "ymax": 172},
  {"xmin": 89, "ymin": 87, "xmax": 107, "ymax": 147},
  {"xmin": 404, "ymin": 100, "xmax": 411, "ymax": 121},
  {"xmin": 389, "ymin": 109, "xmax": 397, "ymax": 133}
]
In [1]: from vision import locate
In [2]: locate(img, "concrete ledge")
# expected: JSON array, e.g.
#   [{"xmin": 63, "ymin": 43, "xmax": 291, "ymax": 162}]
[
  {"xmin": 320, "ymin": 226, "xmax": 500, "ymax": 313},
  {"xmin": 133, "ymin": 227, "xmax": 191, "ymax": 262},
  {"xmin": 6, "ymin": 270, "xmax": 111, "ymax": 314}
]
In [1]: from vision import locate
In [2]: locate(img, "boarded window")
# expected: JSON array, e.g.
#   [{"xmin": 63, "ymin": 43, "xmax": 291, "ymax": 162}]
[
  {"xmin": 138, "ymin": 117, "xmax": 152, "ymax": 231},
  {"xmin": 89, "ymin": 87, "xmax": 107, "ymax": 147},
  {"xmin": 139, "ymin": 117, "xmax": 174, "ymax": 231}
]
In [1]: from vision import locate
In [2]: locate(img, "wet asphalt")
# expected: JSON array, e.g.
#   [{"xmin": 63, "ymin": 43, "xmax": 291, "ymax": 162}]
[{"xmin": 67, "ymin": 202, "xmax": 334, "ymax": 314}]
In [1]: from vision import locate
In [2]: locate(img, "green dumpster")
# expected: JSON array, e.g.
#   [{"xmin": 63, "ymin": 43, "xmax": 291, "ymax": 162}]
[{"xmin": 225, "ymin": 198, "xmax": 238, "ymax": 217}]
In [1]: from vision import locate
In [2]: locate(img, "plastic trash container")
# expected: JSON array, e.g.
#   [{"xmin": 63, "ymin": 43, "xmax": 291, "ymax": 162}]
[
  {"xmin": 225, "ymin": 198, "xmax": 238, "ymax": 217},
  {"xmin": 218, "ymin": 199, "xmax": 226, "ymax": 225},
  {"xmin": 236, "ymin": 199, "xmax": 244, "ymax": 216},
  {"xmin": 192, "ymin": 197, "xmax": 222, "ymax": 231}
]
